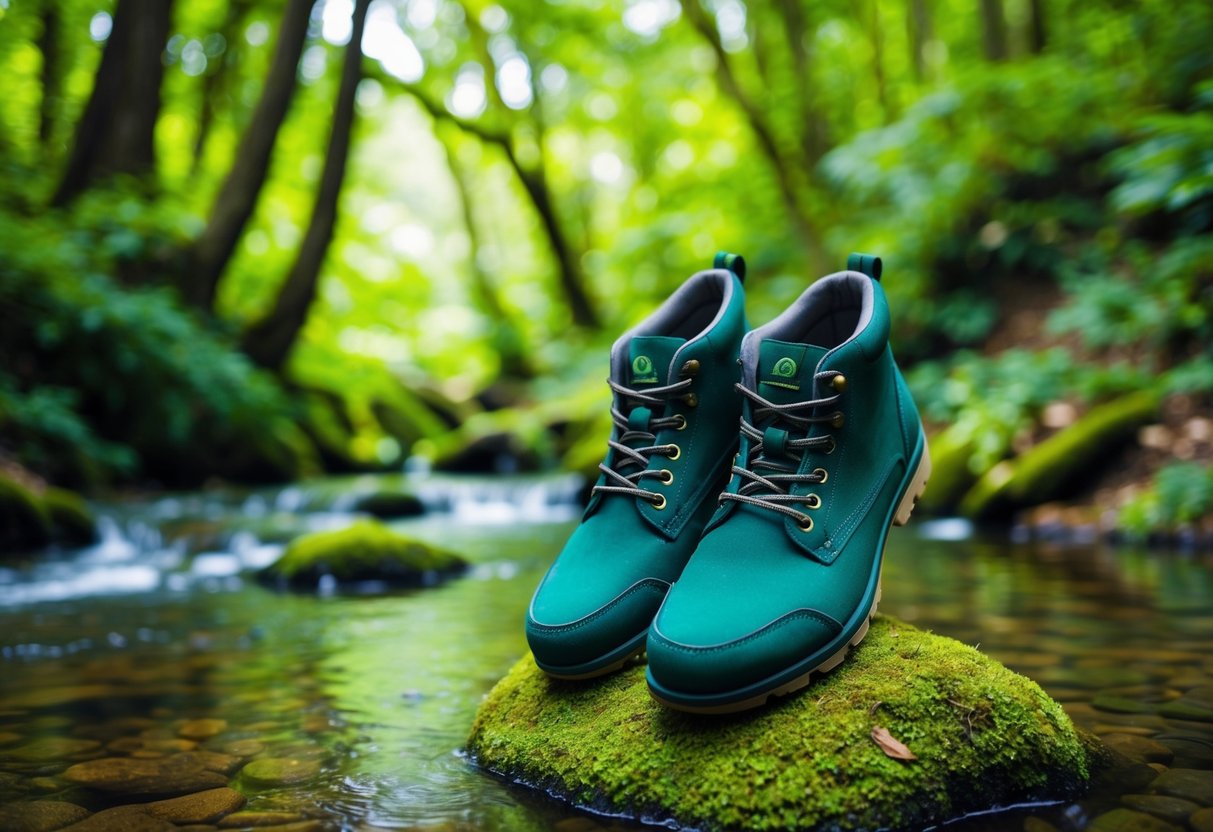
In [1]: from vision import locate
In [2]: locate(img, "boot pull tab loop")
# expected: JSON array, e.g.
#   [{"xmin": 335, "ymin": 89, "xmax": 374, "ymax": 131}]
[
  {"xmin": 846, "ymin": 252, "xmax": 882, "ymax": 281},
  {"xmin": 714, "ymin": 251, "xmax": 746, "ymax": 283}
]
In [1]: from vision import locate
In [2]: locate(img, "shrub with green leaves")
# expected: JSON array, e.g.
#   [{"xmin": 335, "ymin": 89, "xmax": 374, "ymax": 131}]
[{"xmin": 1119, "ymin": 462, "xmax": 1213, "ymax": 537}]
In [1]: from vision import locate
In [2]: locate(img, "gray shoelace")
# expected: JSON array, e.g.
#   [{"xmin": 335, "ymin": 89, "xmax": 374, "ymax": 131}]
[
  {"xmin": 719, "ymin": 372, "xmax": 844, "ymax": 529},
  {"xmin": 592, "ymin": 376, "xmax": 694, "ymax": 506}
]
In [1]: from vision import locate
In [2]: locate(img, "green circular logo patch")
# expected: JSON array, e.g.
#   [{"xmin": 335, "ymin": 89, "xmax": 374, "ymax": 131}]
[
  {"xmin": 632, "ymin": 355, "xmax": 654, "ymax": 375},
  {"xmin": 772, "ymin": 357, "xmax": 798, "ymax": 378}
]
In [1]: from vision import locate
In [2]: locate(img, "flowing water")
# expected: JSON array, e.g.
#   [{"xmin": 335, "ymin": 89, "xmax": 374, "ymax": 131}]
[{"xmin": 1, "ymin": 473, "xmax": 1211, "ymax": 831}]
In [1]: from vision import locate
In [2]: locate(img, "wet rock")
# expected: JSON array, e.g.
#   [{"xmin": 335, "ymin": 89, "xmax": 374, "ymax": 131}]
[
  {"xmin": 233, "ymin": 823, "xmax": 322, "ymax": 832},
  {"xmin": 351, "ymin": 490, "xmax": 425, "ymax": 519},
  {"xmin": 5, "ymin": 738, "xmax": 102, "ymax": 762},
  {"xmin": 181, "ymin": 750, "xmax": 242, "ymax": 775},
  {"xmin": 63, "ymin": 754, "xmax": 227, "ymax": 796},
  {"xmin": 259, "ymin": 520, "xmax": 467, "ymax": 591},
  {"xmin": 143, "ymin": 788, "xmax": 247, "ymax": 824},
  {"xmin": 1157, "ymin": 733, "xmax": 1213, "ymax": 768},
  {"xmin": 467, "ymin": 616, "xmax": 1095, "ymax": 832},
  {"xmin": 216, "ymin": 810, "xmax": 306, "ymax": 827},
  {"xmin": 220, "ymin": 740, "xmax": 264, "ymax": 758},
  {"xmin": 178, "ymin": 719, "xmax": 228, "ymax": 741},
  {"xmin": 1101, "ymin": 733, "xmax": 1174, "ymax": 765},
  {"xmin": 0, "ymin": 800, "xmax": 91, "ymax": 832},
  {"xmin": 0, "ymin": 473, "xmax": 50, "ymax": 550},
  {"xmin": 1092, "ymin": 693, "xmax": 1155, "ymax": 714},
  {"xmin": 108, "ymin": 737, "xmax": 197, "ymax": 755},
  {"xmin": 0, "ymin": 731, "xmax": 22, "ymax": 746},
  {"xmin": 42, "ymin": 488, "xmax": 99, "ymax": 546},
  {"xmin": 241, "ymin": 758, "xmax": 321, "ymax": 787},
  {"xmin": 59, "ymin": 806, "xmax": 175, "ymax": 832},
  {"xmin": 1022, "ymin": 818, "xmax": 1060, "ymax": 832},
  {"xmin": 1119, "ymin": 794, "xmax": 1201, "ymax": 824},
  {"xmin": 1191, "ymin": 807, "xmax": 1213, "ymax": 832},
  {"xmin": 1087, "ymin": 808, "xmax": 1182, "ymax": 832},
  {"xmin": 1159, "ymin": 700, "xmax": 1213, "ymax": 722},
  {"xmin": 1149, "ymin": 768, "xmax": 1213, "ymax": 805}
]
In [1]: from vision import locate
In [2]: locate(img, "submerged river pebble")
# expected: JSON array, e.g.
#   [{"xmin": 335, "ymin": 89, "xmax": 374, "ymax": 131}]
[{"xmin": 0, "ymin": 475, "xmax": 1210, "ymax": 831}]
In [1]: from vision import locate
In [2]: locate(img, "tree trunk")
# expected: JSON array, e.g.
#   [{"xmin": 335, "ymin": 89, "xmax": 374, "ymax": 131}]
[
  {"xmin": 1027, "ymin": 0, "xmax": 1046, "ymax": 54},
  {"xmin": 36, "ymin": 1, "xmax": 61, "ymax": 150},
  {"xmin": 52, "ymin": 0, "xmax": 174, "ymax": 206},
  {"xmin": 182, "ymin": 0, "xmax": 314, "ymax": 310},
  {"xmin": 439, "ymin": 133, "xmax": 535, "ymax": 379},
  {"xmin": 907, "ymin": 0, "xmax": 933, "ymax": 81},
  {"xmin": 241, "ymin": 0, "xmax": 369, "ymax": 371},
  {"xmin": 867, "ymin": 0, "xmax": 894, "ymax": 121},
  {"xmin": 979, "ymin": 0, "xmax": 1009, "ymax": 62},
  {"xmin": 191, "ymin": 0, "xmax": 254, "ymax": 176}
]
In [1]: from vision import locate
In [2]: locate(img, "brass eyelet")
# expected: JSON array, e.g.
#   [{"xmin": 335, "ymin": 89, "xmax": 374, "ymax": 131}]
[
  {"xmin": 830, "ymin": 411, "xmax": 845, "ymax": 428},
  {"xmin": 798, "ymin": 516, "xmax": 814, "ymax": 532},
  {"xmin": 824, "ymin": 437, "xmax": 837, "ymax": 454},
  {"xmin": 805, "ymin": 493, "xmax": 821, "ymax": 509},
  {"xmin": 651, "ymin": 494, "xmax": 667, "ymax": 510},
  {"xmin": 674, "ymin": 414, "xmax": 688, "ymax": 431},
  {"xmin": 831, "ymin": 374, "xmax": 847, "ymax": 393},
  {"xmin": 812, "ymin": 467, "xmax": 828, "ymax": 484},
  {"xmin": 682, "ymin": 393, "xmax": 699, "ymax": 408},
  {"xmin": 680, "ymin": 359, "xmax": 700, "ymax": 377},
  {"xmin": 658, "ymin": 469, "xmax": 674, "ymax": 485},
  {"xmin": 666, "ymin": 444, "xmax": 681, "ymax": 461}
]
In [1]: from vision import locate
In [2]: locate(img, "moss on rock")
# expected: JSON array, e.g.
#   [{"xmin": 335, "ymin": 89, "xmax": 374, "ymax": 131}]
[
  {"xmin": 261, "ymin": 520, "xmax": 466, "ymax": 590},
  {"xmin": 467, "ymin": 616, "xmax": 1095, "ymax": 832},
  {"xmin": 43, "ymin": 487, "xmax": 99, "ymax": 545},
  {"xmin": 0, "ymin": 473, "xmax": 51, "ymax": 551}
]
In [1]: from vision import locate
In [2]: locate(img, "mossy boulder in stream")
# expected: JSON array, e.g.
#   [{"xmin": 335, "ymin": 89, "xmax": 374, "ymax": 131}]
[
  {"xmin": 0, "ymin": 474, "xmax": 51, "ymax": 550},
  {"xmin": 467, "ymin": 616, "xmax": 1097, "ymax": 832},
  {"xmin": 261, "ymin": 520, "xmax": 467, "ymax": 590}
]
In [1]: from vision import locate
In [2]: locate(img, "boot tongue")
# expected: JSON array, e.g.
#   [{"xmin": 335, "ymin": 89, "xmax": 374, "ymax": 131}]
[
  {"xmin": 627, "ymin": 335, "xmax": 686, "ymax": 388},
  {"xmin": 755, "ymin": 339, "xmax": 829, "ymax": 405}
]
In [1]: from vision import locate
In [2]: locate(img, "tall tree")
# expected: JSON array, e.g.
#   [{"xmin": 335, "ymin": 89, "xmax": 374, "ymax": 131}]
[
  {"xmin": 36, "ymin": 0, "xmax": 61, "ymax": 152},
  {"xmin": 907, "ymin": 0, "xmax": 934, "ymax": 82},
  {"xmin": 182, "ymin": 0, "xmax": 314, "ymax": 311},
  {"xmin": 51, "ymin": 0, "xmax": 174, "ymax": 205},
  {"xmin": 191, "ymin": 0, "xmax": 255, "ymax": 176},
  {"xmin": 979, "ymin": 0, "xmax": 1010, "ymax": 62},
  {"xmin": 1027, "ymin": 0, "xmax": 1047, "ymax": 54},
  {"xmin": 241, "ymin": 0, "xmax": 370, "ymax": 371}
]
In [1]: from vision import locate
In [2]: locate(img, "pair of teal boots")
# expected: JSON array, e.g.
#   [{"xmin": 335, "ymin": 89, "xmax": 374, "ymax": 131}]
[{"xmin": 525, "ymin": 253, "xmax": 931, "ymax": 714}]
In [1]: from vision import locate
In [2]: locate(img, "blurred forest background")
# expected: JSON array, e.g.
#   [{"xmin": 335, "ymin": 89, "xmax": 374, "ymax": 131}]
[{"xmin": 1, "ymin": 0, "xmax": 1211, "ymax": 540}]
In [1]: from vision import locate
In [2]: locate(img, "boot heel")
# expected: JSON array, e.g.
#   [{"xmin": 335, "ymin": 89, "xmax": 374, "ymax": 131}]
[{"xmin": 893, "ymin": 437, "xmax": 931, "ymax": 526}]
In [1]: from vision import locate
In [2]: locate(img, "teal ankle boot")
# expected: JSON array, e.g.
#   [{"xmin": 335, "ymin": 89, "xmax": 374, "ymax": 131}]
[
  {"xmin": 646, "ymin": 255, "xmax": 930, "ymax": 712},
  {"xmin": 526, "ymin": 255, "xmax": 748, "ymax": 679}
]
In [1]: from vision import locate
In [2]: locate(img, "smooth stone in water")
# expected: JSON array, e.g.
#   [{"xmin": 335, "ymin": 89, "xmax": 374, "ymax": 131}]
[
  {"xmin": 1159, "ymin": 700, "xmax": 1213, "ymax": 722},
  {"xmin": 217, "ymin": 810, "xmax": 306, "ymax": 827},
  {"xmin": 178, "ymin": 719, "xmax": 228, "ymax": 741},
  {"xmin": 63, "ymin": 755, "xmax": 227, "ymax": 796},
  {"xmin": 1092, "ymin": 693, "xmax": 1156, "ymax": 714},
  {"xmin": 219, "ymin": 740, "xmax": 263, "ymax": 758},
  {"xmin": 0, "ymin": 800, "xmax": 91, "ymax": 832},
  {"xmin": 1101, "ymin": 733, "xmax": 1174, "ymax": 764},
  {"xmin": 0, "ymin": 731, "xmax": 22, "ymax": 746},
  {"xmin": 1087, "ymin": 808, "xmax": 1183, "ymax": 832},
  {"xmin": 143, "ymin": 788, "xmax": 247, "ymax": 824},
  {"xmin": 6, "ymin": 738, "xmax": 102, "ymax": 762},
  {"xmin": 1190, "ymin": 807, "xmax": 1213, "ymax": 832},
  {"xmin": 180, "ymin": 750, "xmax": 242, "ymax": 775},
  {"xmin": 240, "ymin": 758, "xmax": 320, "ymax": 787},
  {"xmin": 1119, "ymin": 794, "xmax": 1201, "ymax": 825},
  {"xmin": 1149, "ymin": 768, "xmax": 1213, "ymax": 806},
  {"xmin": 59, "ymin": 806, "xmax": 176, "ymax": 832}
]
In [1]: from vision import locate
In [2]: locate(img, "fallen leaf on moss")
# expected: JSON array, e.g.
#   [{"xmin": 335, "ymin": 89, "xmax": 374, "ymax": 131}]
[{"xmin": 871, "ymin": 726, "xmax": 917, "ymax": 761}]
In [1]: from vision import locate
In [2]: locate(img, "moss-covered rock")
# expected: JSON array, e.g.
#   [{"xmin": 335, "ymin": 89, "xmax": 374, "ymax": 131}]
[
  {"xmin": 351, "ymin": 490, "xmax": 425, "ymax": 518},
  {"xmin": 0, "ymin": 473, "xmax": 51, "ymax": 551},
  {"xmin": 43, "ymin": 487, "xmax": 99, "ymax": 545},
  {"xmin": 467, "ymin": 616, "xmax": 1095, "ymax": 832},
  {"xmin": 260, "ymin": 520, "xmax": 466, "ymax": 590}
]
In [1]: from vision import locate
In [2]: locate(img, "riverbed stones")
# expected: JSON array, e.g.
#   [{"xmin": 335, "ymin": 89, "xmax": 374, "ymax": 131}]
[
  {"xmin": 1191, "ymin": 807, "xmax": 1213, "ymax": 832},
  {"xmin": 1149, "ymin": 767, "xmax": 1213, "ymax": 805},
  {"xmin": 1087, "ymin": 808, "xmax": 1182, "ymax": 832},
  {"xmin": 143, "ymin": 787, "xmax": 247, "ymax": 823},
  {"xmin": 62, "ymin": 754, "xmax": 227, "ymax": 795},
  {"xmin": 241, "ymin": 757, "xmax": 321, "ymax": 787},
  {"xmin": 59, "ymin": 806, "xmax": 175, "ymax": 832},
  {"xmin": 467, "ymin": 616, "xmax": 1095, "ymax": 832},
  {"xmin": 0, "ymin": 800, "xmax": 91, "ymax": 832},
  {"xmin": 1120, "ymin": 794, "xmax": 1202, "ymax": 825},
  {"xmin": 1101, "ymin": 733, "xmax": 1174, "ymax": 765},
  {"xmin": 216, "ymin": 810, "xmax": 306, "ymax": 827},
  {"xmin": 220, "ymin": 739, "xmax": 264, "ymax": 757},
  {"xmin": 178, "ymin": 719, "xmax": 228, "ymax": 740},
  {"xmin": 5, "ymin": 737, "xmax": 101, "ymax": 762}
]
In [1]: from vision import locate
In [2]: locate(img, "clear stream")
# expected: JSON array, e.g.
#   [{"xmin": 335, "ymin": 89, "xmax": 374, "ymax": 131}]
[{"xmin": 1, "ymin": 473, "xmax": 1211, "ymax": 831}]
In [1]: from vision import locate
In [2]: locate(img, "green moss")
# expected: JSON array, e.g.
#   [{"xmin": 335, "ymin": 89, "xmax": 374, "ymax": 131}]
[
  {"xmin": 42, "ymin": 487, "xmax": 99, "ymax": 546},
  {"xmin": 960, "ymin": 389, "xmax": 1161, "ymax": 519},
  {"xmin": 0, "ymin": 474, "xmax": 51, "ymax": 551},
  {"xmin": 262, "ymin": 520, "xmax": 466, "ymax": 589},
  {"xmin": 467, "ymin": 616, "xmax": 1094, "ymax": 832}
]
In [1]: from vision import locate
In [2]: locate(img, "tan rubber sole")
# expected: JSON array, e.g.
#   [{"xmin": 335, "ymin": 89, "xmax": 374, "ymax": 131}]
[{"xmin": 650, "ymin": 439, "xmax": 932, "ymax": 715}]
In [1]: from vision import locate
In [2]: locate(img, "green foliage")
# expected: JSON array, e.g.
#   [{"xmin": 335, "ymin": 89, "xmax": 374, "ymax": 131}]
[
  {"xmin": 1120, "ymin": 462, "xmax": 1213, "ymax": 537},
  {"xmin": 0, "ymin": 190, "xmax": 303, "ymax": 485}
]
